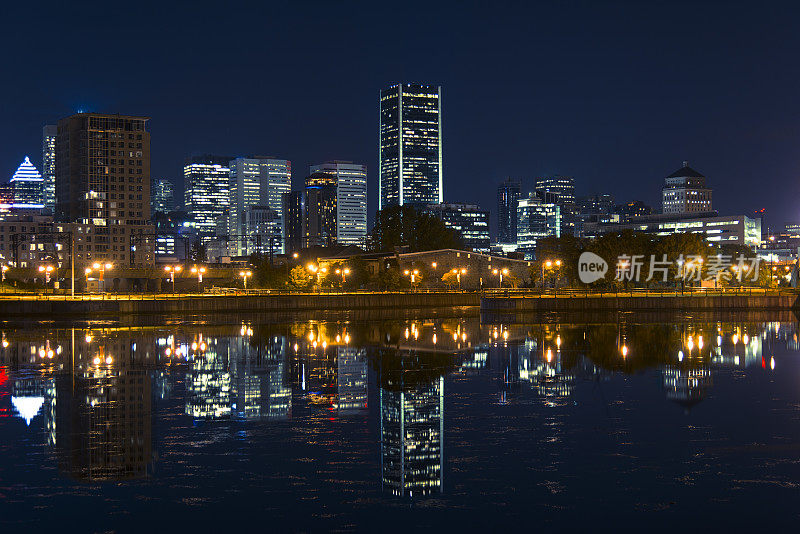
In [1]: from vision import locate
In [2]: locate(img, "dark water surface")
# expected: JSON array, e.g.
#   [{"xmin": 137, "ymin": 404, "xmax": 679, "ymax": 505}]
[{"xmin": 1, "ymin": 313, "xmax": 799, "ymax": 532}]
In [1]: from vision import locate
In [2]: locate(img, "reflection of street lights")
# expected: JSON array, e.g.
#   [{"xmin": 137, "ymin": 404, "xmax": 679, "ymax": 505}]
[
  {"xmin": 164, "ymin": 265, "xmax": 182, "ymax": 293},
  {"xmin": 92, "ymin": 262, "xmax": 113, "ymax": 292},
  {"xmin": 190, "ymin": 266, "xmax": 206, "ymax": 292},
  {"xmin": 239, "ymin": 270, "xmax": 252, "ymax": 289}
]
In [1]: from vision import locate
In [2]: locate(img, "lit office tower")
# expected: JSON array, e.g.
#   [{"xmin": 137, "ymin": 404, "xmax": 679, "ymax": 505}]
[
  {"xmin": 309, "ymin": 161, "xmax": 367, "ymax": 246},
  {"xmin": 303, "ymin": 173, "xmax": 338, "ymax": 248},
  {"xmin": 150, "ymin": 178, "xmax": 175, "ymax": 214},
  {"xmin": 497, "ymin": 179, "xmax": 521, "ymax": 244},
  {"xmin": 9, "ymin": 156, "xmax": 44, "ymax": 206},
  {"xmin": 227, "ymin": 157, "xmax": 291, "ymax": 255},
  {"xmin": 535, "ymin": 175, "xmax": 576, "ymax": 236},
  {"xmin": 517, "ymin": 193, "xmax": 561, "ymax": 259},
  {"xmin": 380, "ymin": 369, "xmax": 444, "ymax": 497},
  {"xmin": 379, "ymin": 83, "xmax": 443, "ymax": 209},
  {"xmin": 184, "ymin": 155, "xmax": 231, "ymax": 239},
  {"xmin": 662, "ymin": 161, "xmax": 713, "ymax": 214},
  {"xmin": 55, "ymin": 113, "xmax": 152, "ymax": 265},
  {"xmin": 42, "ymin": 125, "xmax": 57, "ymax": 212},
  {"xmin": 423, "ymin": 203, "xmax": 490, "ymax": 253}
]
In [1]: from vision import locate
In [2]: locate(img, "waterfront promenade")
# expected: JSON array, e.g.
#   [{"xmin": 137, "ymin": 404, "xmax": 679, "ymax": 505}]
[{"xmin": 0, "ymin": 288, "xmax": 796, "ymax": 317}]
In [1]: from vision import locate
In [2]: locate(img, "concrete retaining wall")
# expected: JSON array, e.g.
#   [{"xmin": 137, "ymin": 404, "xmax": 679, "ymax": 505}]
[{"xmin": 0, "ymin": 292, "xmax": 480, "ymax": 317}]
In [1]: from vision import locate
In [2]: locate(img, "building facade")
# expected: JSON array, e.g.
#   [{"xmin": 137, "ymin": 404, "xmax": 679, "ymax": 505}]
[
  {"xmin": 283, "ymin": 191, "xmax": 304, "ymax": 254},
  {"xmin": 150, "ymin": 178, "xmax": 175, "ymax": 214},
  {"xmin": 303, "ymin": 180, "xmax": 338, "ymax": 248},
  {"xmin": 309, "ymin": 161, "xmax": 367, "ymax": 246},
  {"xmin": 9, "ymin": 156, "xmax": 44, "ymax": 207},
  {"xmin": 517, "ymin": 193, "xmax": 561, "ymax": 259},
  {"xmin": 227, "ymin": 157, "xmax": 291, "ymax": 255},
  {"xmin": 55, "ymin": 113, "xmax": 154, "ymax": 267},
  {"xmin": 497, "ymin": 179, "xmax": 521, "ymax": 244},
  {"xmin": 183, "ymin": 155, "xmax": 231, "ymax": 240},
  {"xmin": 42, "ymin": 125, "xmax": 57, "ymax": 212},
  {"xmin": 662, "ymin": 161, "xmax": 713, "ymax": 214},
  {"xmin": 424, "ymin": 203, "xmax": 490, "ymax": 253},
  {"xmin": 536, "ymin": 175, "xmax": 576, "ymax": 236},
  {"xmin": 379, "ymin": 83, "xmax": 443, "ymax": 209}
]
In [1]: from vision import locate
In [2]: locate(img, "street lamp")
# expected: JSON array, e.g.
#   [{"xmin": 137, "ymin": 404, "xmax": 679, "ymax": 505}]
[
  {"xmin": 92, "ymin": 262, "xmax": 113, "ymax": 292},
  {"xmin": 1, "ymin": 264, "xmax": 8, "ymax": 283},
  {"xmin": 164, "ymin": 265, "xmax": 182, "ymax": 293},
  {"xmin": 404, "ymin": 268, "xmax": 420, "ymax": 289},
  {"xmin": 190, "ymin": 265, "xmax": 206, "ymax": 292},
  {"xmin": 38, "ymin": 264, "xmax": 55, "ymax": 292},
  {"xmin": 493, "ymin": 267, "xmax": 509, "ymax": 287},
  {"xmin": 451, "ymin": 268, "xmax": 467, "ymax": 290},
  {"xmin": 541, "ymin": 259, "xmax": 560, "ymax": 289},
  {"xmin": 239, "ymin": 270, "xmax": 252, "ymax": 289},
  {"xmin": 335, "ymin": 267, "xmax": 351, "ymax": 286}
]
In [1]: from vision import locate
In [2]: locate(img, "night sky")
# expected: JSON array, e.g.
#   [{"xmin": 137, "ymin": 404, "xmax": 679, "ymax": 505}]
[{"xmin": 1, "ymin": 0, "xmax": 798, "ymax": 233}]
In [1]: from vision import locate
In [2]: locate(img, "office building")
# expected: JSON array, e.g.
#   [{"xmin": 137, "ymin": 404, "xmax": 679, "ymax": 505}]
[
  {"xmin": 424, "ymin": 203, "xmax": 490, "ymax": 253},
  {"xmin": 284, "ymin": 191, "xmax": 304, "ymax": 253},
  {"xmin": 517, "ymin": 193, "xmax": 561, "ymax": 259},
  {"xmin": 309, "ymin": 161, "xmax": 367, "ymax": 246},
  {"xmin": 184, "ymin": 155, "xmax": 231, "ymax": 240},
  {"xmin": 303, "ymin": 177, "xmax": 338, "ymax": 248},
  {"xmin": 227, "ymin": 157, "xmax": 291, "ymax": 255},
  {"xmin": 152, "ymin": 211, "xmax": 198, "ymax": 260},
  {"xmin": 42, "ymin": 125, "xmax": 57, "ymax": 212},
  {"xmin": 584, "ymin": 212, "xmax": 761, "ymax": 248},
  {"xmin": 150, "ymin": 178, "xmax": 175, "ymax": 214},
  {"xmin": 536, "ymin": 175, "xmax": 576, "ymax": 236},
  {"xmin": 613, "ymin": 200, "xmax": 652, "ymax": 222},
  {"xmin": 243, "ymin": 205, "xmax": 282, "ymax": 257},
  {"xmin": 379, "ymin": 83, "xmax": 443, "ymax": 209},
  {"xmin": 497, "ymin": 179, "xmax": 521, "ymax": 244},
  {"xmin": 662, "ymin": 161, "xmax": 713, "ymax": 214},
  {"xmin": 9, "ymin": 156, "xmax": 44, "ymax": 207},
  {"xmin": 55, "ymin": 113, "xmax": 154, "ymax": 266}
]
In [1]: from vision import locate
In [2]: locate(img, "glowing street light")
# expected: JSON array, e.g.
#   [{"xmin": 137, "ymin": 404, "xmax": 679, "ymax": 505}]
[
  {"xmin": 541, "ymin": 259, "xmax": 560, "ymax": 289},
  {"xmin": 492, "ymin": 267, "xmax": 509, "ymax": 287},
  {"xmin": 239, "ymin": 270, "xmax": 252, "ymax": 289},
  {"xmin": 335, "ymin": 267, "xmax": 351, "ymax": 285},
  {"xmin": 404, "ymin": 268, "xmax": 420, "ymax": 289},
  {"xmin": 1, "ymin": 264, "xmax": 8, "ymax": 282},
  {"xmin": 451, "ymin": 268, "xmax": 467, "ymax": 290},
  {"xmin": 38, "ymin": 264, "xmax": 55, "ymax": 289},
  {"xmin": 164, "ymin": 265, "xmax": 182, "ymax": 293},
  {"xmin": 190, "ymin": 265, "xmax": 206, "ymax": 292},
  {"xmin": 92, "ymin": 262, "xmax": 113, "ymax": 292}
]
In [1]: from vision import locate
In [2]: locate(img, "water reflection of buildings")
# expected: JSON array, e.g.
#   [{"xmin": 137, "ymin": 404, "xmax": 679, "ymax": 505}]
[
  {"xmin": 186, "ymin": 338, "xmax": 231, "ymax": 419},
  {"xmin": 662, "ymin": 365, "xmax": 713, "ymax": 410},
  {"xmin": 380, "ymin": 351, "xmax": 444, "ymax": 498},
  {"xmin": 517, "ymin": 338, "xmax": 575, "ymax": 401},
  {"xmin": 335, "ymin": 347, "xmax": 368, "ymax": 413},
  {"xmin": 229, "ymin": 336, "xmax": 291, "ymax": 420},
  {"xmin": 58, "ymin": 333, "xmax": 155, "ymax": 481}
]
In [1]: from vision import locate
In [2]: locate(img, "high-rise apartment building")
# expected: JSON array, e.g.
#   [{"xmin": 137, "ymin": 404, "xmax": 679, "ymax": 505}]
[
  {"xmin": 379, "ymin": 83, "xmax": 443, "ymax": 209},
  {"xmin": 309, "ymin": 161, "xmax": 367, "ymax": 246},
  {"xmin": 42, "ymin": 125, "xmax": 57, "ymax": 212},
  {"xmin": 150, "ymin": 178, "xmax": 175, "ymax": 214},
  {"xmin": 183, "ymin": 155, "xmax": 231, "ymax": 240},
  {"xmin": 283, "ymin": 191, "xmax": 304, "ymax": 254},
  {"xmin": 497, "ymin": 179, "xmax": 521, "ymax": 244},
  {"xmin": 303, "ymin": 177, "xmax": 338, "ymax": 248},
  {"xmin": 227, "ymin": 157, "xmax": 291, "ymax": 255},
  {"xmin": 662, "ymin": 162, "xmax": 713, "ymax": 214},
  {"xmin": 424, "ymin": 203, "xmax": 490, "ymax": 253},
  {"xmin": 55, "ymin": 113, "xmax": 153, "ymax": 266},
  {"xmin": 9, "ymin": 156, "xmax": 44, "ymax": 206}
]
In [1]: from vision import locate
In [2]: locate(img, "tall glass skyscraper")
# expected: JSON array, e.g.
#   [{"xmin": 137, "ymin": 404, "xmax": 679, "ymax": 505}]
[
  {"xmin": 227, "ymin": 157, "xmax": 291, "ymax": 255},
  {"xmin": 9, "ymin": 156, "xmax": 44, "ymax": 206},
  {"xmin": 379, "ymin": 83, "xmax": 443, "ymax": 209},
  {"xmin": 309, "ymin": 161, "xmax": 367, "ymax": 246},
  {"xmin": 150, "ymin": 178, "xmax": 175, "ymax": 214},
  {"xmin": 496, "ymin": 179, "xmax": 521, "ymax": 244},
  {"xmin": 42, "ymin": 125, "xmax": 57, "ymax": 212},
  {"xmin": 184, "ymin": 155, "xmax": 231, "ymax": 240}
]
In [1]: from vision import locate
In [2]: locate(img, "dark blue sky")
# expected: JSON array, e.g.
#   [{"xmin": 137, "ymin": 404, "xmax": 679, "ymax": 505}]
[{"xmin": 1, "ymin": 0, "xmax": 798, "ymax": 232}]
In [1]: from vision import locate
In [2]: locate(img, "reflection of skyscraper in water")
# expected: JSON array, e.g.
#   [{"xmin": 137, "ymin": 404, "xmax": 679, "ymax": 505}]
[
  {"xmin": 57, "ymin": 337, "xmax": 153, "ymax": 481},
  {"xmin": 186, "ymin": 341, "xmax": 231, "ymax": 419},
  {"xmin": 380, "ymin": 371, "xmax": 444, "ymax": 497},
  {"xmin": 335, "ymin": 347, "xmax": 367, "ymax": 413},
  {"xmin": 518, "ymin": 339, "xmax": 575, "ymax": 400},
  {"xmin": 11, "ymin": 377, "xmax": 56, "ymax": 437},
  {"xmin": 662, "ymin": 365, "xmax": 712, "ymax": 411},
  {"xmin": 229, "ymin": 336, "xmax": 291, "ymax": 420}
]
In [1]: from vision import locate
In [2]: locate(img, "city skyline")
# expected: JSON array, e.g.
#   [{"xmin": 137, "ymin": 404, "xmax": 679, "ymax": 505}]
[{"xmin": 1, "ymin": 1, "xmax": 798, "ymax": 231}]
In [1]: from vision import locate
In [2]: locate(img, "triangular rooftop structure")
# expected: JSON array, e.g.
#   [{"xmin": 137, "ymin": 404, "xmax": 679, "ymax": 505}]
[{"xmin": 10, "ymin": 156, "xmax": 43, "ymax": 182}]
